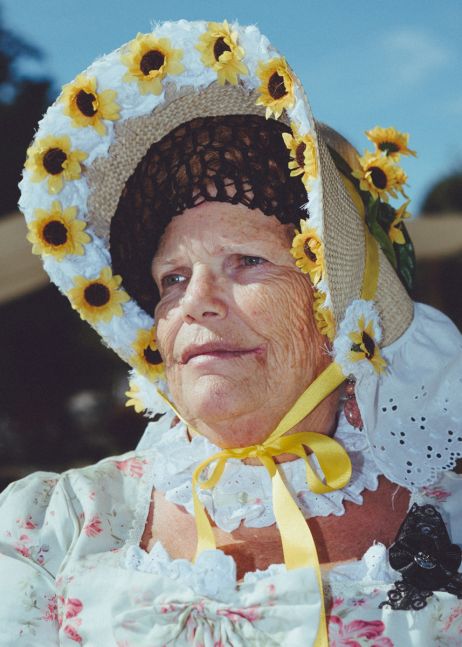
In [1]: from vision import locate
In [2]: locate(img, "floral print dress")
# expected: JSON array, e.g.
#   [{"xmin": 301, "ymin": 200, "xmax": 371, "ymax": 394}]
[{"xmin": 1, "ymin": 450, "xmax": 462, "ymax": 646}]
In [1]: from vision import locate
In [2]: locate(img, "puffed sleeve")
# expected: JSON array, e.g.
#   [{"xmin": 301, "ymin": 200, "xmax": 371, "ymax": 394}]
[{"xmin": 0, "ymin": 471, "xmax": 79, "ymax": 645}]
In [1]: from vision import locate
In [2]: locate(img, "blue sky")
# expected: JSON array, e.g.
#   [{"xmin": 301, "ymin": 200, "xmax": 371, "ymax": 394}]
[{"xmin": 3, "ymin": 0, "xmax": 462, "ymax": 211}]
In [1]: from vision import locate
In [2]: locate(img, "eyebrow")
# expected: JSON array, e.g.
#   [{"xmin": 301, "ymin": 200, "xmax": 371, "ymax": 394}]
[{"xmin": 156, "ymin": 238, "xmax": 275, "ymax": 260}]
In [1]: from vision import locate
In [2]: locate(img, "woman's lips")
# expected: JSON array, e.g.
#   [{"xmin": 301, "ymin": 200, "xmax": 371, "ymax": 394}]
[
  {"xmin": 187, "ymin": 348, "xmax": 260, "ymax": 364},
  {"xmin": 180, "ymin": 343, "xmax": 263, "ymax": 364}
]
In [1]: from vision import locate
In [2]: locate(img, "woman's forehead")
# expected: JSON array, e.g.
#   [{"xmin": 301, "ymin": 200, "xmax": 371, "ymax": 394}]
[{"xmin": 154, "ymin": 202, "xmax": 294, "ymax": 260}]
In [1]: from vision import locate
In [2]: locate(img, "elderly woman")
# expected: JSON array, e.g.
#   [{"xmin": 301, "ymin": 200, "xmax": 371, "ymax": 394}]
[{"xmin": 2, "ymin": 19, "xmax": 462, "ymax": 646}]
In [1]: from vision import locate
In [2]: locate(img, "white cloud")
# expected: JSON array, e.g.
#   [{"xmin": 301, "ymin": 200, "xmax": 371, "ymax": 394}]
[{"xmin": 381, "ymin": 28, "xmax": 451, "ymax": 85}]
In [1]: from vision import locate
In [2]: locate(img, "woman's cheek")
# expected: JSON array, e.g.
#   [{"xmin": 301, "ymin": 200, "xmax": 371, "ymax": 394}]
[
  {"xmin": 155, "ymin": 312, "xmax": 180, "ymax": 369},
  {"xmin": 244, "ymin": 273, "xmax": 312, "ymax": 336},
  {"xmin": 237, "ymin": 277, "xmax": 290, "ymax": 327},
  {"xmin": 261, "ymin": 275, "xmax": 318, "ymax": 364}
]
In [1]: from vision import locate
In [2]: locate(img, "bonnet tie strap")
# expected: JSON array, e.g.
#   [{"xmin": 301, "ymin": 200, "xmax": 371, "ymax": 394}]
[
  {"xmin": 340, "ymin": 174, "xmax": 380, "ymax": 301},
  {"xmin": 159, "ymin": 361, "xmax": 350, "ymax": 647}
]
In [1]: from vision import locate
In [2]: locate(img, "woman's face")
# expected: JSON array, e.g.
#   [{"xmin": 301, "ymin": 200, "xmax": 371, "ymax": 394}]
[{"xmin": 152, "ymin": 202, "xmax": 329, "ymax": 446}]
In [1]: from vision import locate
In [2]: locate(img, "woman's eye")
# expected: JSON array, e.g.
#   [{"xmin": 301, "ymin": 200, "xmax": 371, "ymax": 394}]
[
  {"xmin": 161, "ymin": 274, "xmax": 186, "ymax": 289},
  {"xmin": 242, "ymin": 255, "xmax": 267, "ymax": 267}
]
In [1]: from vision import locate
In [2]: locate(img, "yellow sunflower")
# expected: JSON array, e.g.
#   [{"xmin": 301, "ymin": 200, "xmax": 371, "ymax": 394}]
[
  {"xmin": 365, "ymin": 126, "xmax": 416, "ymax": 160},
  {"xmin": 196, "ymin": 20, "xmax": 248, "ymax": 85},
  {"xmin": 290, "ymin": 219, "xmax": 324, "ymax": 285},
  {"xmin": 131, "ymin": 328, "xmax": 164, "ymax": 380},
  {"xmin": 26, "ymin": 201, "xmax": 90, "ymax": 260},
  {"xmin": 59, "ymin": 74, "xmax": 120, "ymax": 136},
  {"xmin": 349, "ymin": 316, "xmax": 386, "ymax": 374},
  {"xmin": 352, "ymin": 152, "xmax": 407, "ymax": 202},
  {"xmin": 68, "ymin": 267, "xmax": 129, "ymax": 325},
  {"xmin": 389, "ymin": 200, "xmax": 411, "ymax": 245},
  {"xmin": 256, "ymin": 57, "xmax": 295, "ymax": 119},
  {"xmin": 313, "ymin": 290, "xmax": 336, "ymax": 341},
  {"xmin": 125, "ymin": 381, "xmax": 146, "ymax": 413},
  {"xmin": 282, "ymin": 122, "xmax": 318, "ymax": 189},
  {"xmin": 25, "ymin": 135, "xmax": 87, "ymax": 194},
  {"xmin": 121, "ymin": 33, "xmax": 184, "ymax": 95}
]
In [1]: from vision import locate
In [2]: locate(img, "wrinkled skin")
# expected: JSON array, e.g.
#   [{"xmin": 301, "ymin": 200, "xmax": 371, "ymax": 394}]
[{"xmin": 152, "ymin": 202, "xmax": 337, "ymax": 448}]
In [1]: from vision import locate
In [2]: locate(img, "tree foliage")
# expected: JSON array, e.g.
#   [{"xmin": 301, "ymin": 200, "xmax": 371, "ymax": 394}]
[
  {"xmin": 421, "ymin": 170, "xmax": 462, "ymax": 215},
  {"xmin": 0, "ymin": 9, "xmax": 54, "ymax": 217}
]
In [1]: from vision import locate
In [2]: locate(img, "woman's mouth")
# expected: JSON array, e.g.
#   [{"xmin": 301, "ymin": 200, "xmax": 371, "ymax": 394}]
[{"xmin": 180, "ymin": 343, "xmax": 263, "ymax": 365}]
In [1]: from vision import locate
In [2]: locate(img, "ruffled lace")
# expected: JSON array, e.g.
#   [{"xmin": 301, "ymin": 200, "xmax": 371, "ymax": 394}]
[
  {"xmin": 125, "ymin": 538, "xmax": 398, "ymax": 599},
  {"xmin": 137, "ymin": 410, "xmax": 380, "ymax": 532},
  {"xmin": 126, "ymin": 542, "xmax": 241, "ymax": 601},
  {"xmin": 324, "ymin": 543, "xmax": 397, "ymax": 585}
]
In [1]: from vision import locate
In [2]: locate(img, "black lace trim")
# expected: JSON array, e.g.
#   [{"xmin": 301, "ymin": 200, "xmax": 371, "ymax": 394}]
[{"xmin": 380, "ymin": 503, "xmax": 462, "ymax": 611}]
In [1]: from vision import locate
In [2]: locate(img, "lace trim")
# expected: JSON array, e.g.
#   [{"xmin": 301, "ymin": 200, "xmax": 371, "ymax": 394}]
[
  {"xmin": 357, "ymin": 303, "xmax": 462, "ymax": 489},
  {"xmin": 125, "ymin": 538, "xmax": 398, "ymax": 599},
  {"xmin": 380, "ymin": 503, "xmax": 462, "ymax": 610},
  {"xmin": 137, "ymin": 410, "xmax": 381, "ymax": 532},
  {"xmin": 126, "ymin": 542, "xmax": 242, "ymax": 600},
  {"xmin": 324, "ymin": 543, "xmax": 397, "ymax": 586}
]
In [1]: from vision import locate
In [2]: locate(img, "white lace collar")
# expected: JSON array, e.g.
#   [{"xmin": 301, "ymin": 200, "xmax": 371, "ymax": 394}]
[
  {"xmin": 137, "ymin": 410, "xmax": 382, "ymax": 533},
  {"xmin": 124, "ymin": 540, "xmax": 397, "ymax": 599}
]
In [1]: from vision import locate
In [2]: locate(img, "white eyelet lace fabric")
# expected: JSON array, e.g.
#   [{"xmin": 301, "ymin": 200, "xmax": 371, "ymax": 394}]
[
  {"xmin": 124, "ymin": 539, "xmax": 398, "ymax": 598},
  {"xmin": 137, "ymin": 409, "xmax": 380, "ymax": 532},
  {"xmin": 125, "ymin": 542, "xmax": 294, "ymax": 600},
  {"xmin": 125, "ymin": 543, "xmax": 242, "ymax": 600},
  {"xmin": 356, "ymin": 303, "xmax": 462, "ymax": 489}
]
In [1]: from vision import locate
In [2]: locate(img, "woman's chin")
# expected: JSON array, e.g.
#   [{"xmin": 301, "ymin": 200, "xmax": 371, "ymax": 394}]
[{"xmin": 175, "ymin": 373, "xmax": 259, "ymax": 428}]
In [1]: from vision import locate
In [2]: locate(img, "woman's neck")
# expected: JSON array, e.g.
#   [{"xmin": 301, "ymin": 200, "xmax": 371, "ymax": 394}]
[{"xmin": 186, "ymin": 387, "xmax": 341, "ymax": 461}]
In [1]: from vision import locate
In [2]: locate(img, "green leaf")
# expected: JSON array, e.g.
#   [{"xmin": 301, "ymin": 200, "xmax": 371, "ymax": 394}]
[
  {"xmin": 366, "ymin": 199, "xmax": 397, "ymax": 269},
  {"xmin": 394, "ymin": 225, "xmax": 416, "ymax": 293}
]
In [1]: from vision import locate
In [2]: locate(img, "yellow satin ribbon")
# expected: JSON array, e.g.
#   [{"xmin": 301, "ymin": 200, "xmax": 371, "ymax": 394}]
[
  {"xmin": 340, "ymin": 174, "xmax": 380, "ymax": 301},
  {"xmin": 362, "ymin": 227, "xmax": 379, "ymax": 300},
  {"xmin": 158, "ymin": 361, "xmax": 351, "ymax": 646}
]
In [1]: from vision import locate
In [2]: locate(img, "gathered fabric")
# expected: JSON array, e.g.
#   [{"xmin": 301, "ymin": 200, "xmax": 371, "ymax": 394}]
[{"xmin": 111, "ymin": 561, "xmax": 321, "ymax": 646}]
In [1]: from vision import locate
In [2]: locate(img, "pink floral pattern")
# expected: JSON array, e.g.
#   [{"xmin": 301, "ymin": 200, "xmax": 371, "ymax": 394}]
[
  {"xmin": 114, "ymin": 457, "xmax": 147, "ymax": 478},
  {"xmin": 42, "ymin": 594, "xmax": 59, "ymax": 623},
  {"xmin": 13, "ymin": 531, "xmax": 50, "ymax": 565},
  {"xmin": 179, "ymin": 600, "xmax": 262, "ymax": 643},
  {"xmin": 328, "ymin": 615, "xmax": 394, "ymax": 647},
  {"xmin": 83, "ymin": 515, "xmax": 103, "ymax": 537},
  {"xmin": 59, "ymin": 597, "xmax": 84, "ymax": 643},
  {"xmin": 421, "ymin": 486, "xmax": 451, "ymax": 503},
  {"xmin": 217, "ymin": 605, "xmax": 261, "ymax": 623},
  {"xmin": 64, "ymin": 625, "xmax": 83, "ymax": 643},
  {"xmin": 437, "ymin": 602, "xmax": 462, "ymax": 643},
  {"xmin": 14, "ymin": 535, "xmax": 32, "ymax": 558},
  {"xmin": 16, "ymin": 514, "xmax": 38, "ymax": 529}
]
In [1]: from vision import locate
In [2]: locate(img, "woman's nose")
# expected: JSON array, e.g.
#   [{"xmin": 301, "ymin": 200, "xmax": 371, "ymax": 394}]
[{"xmin": 180, "ymin": 267, "xmax": 228, "ymax": 324}]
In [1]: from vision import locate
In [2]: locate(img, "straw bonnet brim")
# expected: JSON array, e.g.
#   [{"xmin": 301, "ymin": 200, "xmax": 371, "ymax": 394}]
[{"xmin": 87, "ymin": 81, "xmax": 412, "ymax": 346}]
